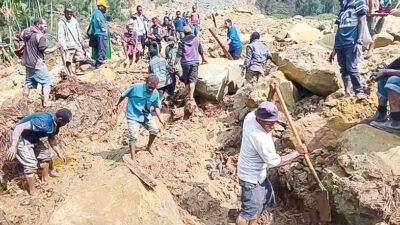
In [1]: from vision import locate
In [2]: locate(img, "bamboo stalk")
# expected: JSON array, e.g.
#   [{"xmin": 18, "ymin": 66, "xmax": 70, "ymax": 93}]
[
  {"xmin": 50, "ymin": 0, "xmax": 54, "ymax": 32},
  {"xmin": 36, "ymin": 0, "xmax": 42, "ymax": 18}
]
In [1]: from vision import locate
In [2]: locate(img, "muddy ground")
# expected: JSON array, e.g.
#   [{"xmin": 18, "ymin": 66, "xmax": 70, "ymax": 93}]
[{"xmin": 1, "ymin": 3, "xmax": 400, "ymax": 225}]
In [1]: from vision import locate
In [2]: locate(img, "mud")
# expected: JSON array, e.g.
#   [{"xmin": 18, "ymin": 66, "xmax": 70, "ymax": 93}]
[{"xmin": 1, "ymin": 3, "xmax": 400, "ymax": 225}]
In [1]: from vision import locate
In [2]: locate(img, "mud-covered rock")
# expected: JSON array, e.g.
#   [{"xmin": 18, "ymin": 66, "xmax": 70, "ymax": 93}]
[
  {"xmin": 48, "ymin": 166, "xmax": 184, "ymax": 225},
  {"xmin": 375, "ymin": 33, "xmax": 394, "ymax": 48},
  {"xmin": 233, "ymin": 71, "xmax": 300, "ymax": 121},
  {"xmin": 272, "ymin": 43, "xmax": 341, "ymax": 96},
  {"xmin": 337, "ymin": 124, "xmax": 400, "ymax": 176}
]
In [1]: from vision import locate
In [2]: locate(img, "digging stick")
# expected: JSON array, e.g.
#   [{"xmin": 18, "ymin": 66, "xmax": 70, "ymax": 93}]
[
  {"xmin": 275, "ymin": 87, "xmax": 332, "ymax": 222},
  {"xmin": 212, "ymin": 13, "xmax": 217, "ymax": 28},
  {"xmin": 208, "ymin": 28, "xmax": 233, "ymax": 60}
]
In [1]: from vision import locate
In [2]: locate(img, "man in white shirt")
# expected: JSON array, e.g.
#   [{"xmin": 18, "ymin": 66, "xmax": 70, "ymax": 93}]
[
  {"xmin": 237, "ymin": 83, "xmax": 308, "ymax": 225},
  {"xmin": 129, "ymin": 5, "xmax": 148, "ymax": 58}
]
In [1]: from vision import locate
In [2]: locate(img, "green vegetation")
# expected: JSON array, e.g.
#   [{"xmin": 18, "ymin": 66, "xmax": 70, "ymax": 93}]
[
  {"xmin": 0, "ymin": 0, "xmax": 130, "ymax": 45},
  {"xmin": 259, "ymin": 0, "xmax": 400, "ymax": 17}
]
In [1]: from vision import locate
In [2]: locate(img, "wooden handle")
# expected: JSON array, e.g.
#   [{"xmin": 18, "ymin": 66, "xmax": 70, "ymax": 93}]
[
  {"xmin": 208, "ymin": 28, "xmax": 233, "ymax": 60},
  {"xmin": 275, "ymin": 87, "xmax": 326, "ymax": 191}
]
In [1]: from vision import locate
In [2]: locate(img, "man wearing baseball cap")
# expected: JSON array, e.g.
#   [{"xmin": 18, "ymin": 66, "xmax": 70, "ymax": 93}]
[
  {"xmin": 6, "ymin": 108, "xmax": 72, "ymax": 196},
  {"xmin": 236, "ymin": 83, "xmax": 307, "ymax": 225}
]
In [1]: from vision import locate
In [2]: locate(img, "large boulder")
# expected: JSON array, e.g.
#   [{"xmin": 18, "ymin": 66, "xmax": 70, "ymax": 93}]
[
  {"xmin": 337, "ymin": 124, "xmax": 400, "ymax": 176},
  {"xmin": 323, "ymin": 125, "xmax": 400, "ymax": 225},
  {"xmin": 287, "ymin": 23, "xmax": 324, "ymax": 43},
  {"xmin": 196, "ymin": 58, "xmax": 244, "ymax": 101},
  {"xmin": 272, "ymin": 43, "xmax": 341, "ymax": 96},
  {"xmin": 282, "ymin": 113, "xmax": 339, "ymax": 150},
  {"xmin": 375, "ymin": 33, "xmax": 394, "ymax": 48},
  {"xmin": 47, "ymin": 166, "xmax": 184, "ymax": 225},
  {"xmin": 233, "ymin": 71, "xmax": 300, "ymax": 121}
]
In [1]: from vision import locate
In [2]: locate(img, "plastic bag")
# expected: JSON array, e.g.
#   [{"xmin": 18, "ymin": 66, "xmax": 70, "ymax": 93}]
[{"xmin": 361, "ymin": 17, "xmax": 373, "ymax": 46}]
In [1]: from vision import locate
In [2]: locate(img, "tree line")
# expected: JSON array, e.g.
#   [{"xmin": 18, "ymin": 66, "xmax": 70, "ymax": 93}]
[{"xmin": 258, "ymin": 0, "xmax": 400, "ymax": 17}]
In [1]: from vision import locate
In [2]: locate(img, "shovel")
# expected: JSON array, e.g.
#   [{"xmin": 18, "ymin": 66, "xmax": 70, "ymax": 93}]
[{"xmin": 275, "ymin": 87, "xmax": 332, "ymax": 222}]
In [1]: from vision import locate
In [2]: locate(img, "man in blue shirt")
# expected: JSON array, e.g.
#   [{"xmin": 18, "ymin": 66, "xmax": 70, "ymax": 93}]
[
  {"xmin": 329, "ymin": 0, "xmax": 368, "ymax": 100},
  {"xmin": 89, "ymin": 0, "xmax": 109, "ymax": 68},
  {"xmin": 6, "ymin": 108, "xmax": 72, "ymax": 196},
  {"xmin": 114, "ymin": 75, "xmax": 166, "ymax": 160},
  {"xmin": 173, "ymin": 11, "xmax": 185, "ymax": 40},
  {"xmin": 225, "ymin": 19, "xmax": 242, "ymax": 60}
]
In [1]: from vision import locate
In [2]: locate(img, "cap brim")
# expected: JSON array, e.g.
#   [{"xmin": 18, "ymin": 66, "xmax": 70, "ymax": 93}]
[
  {"xmin": 255, "ymin": 110, "xmax": 279, "ymax": 122},
  {"xmin": 168, "ymin": 41, "xmax": 174, "ymax": 44},
  {"xmin": 98, "ymin": 3, "xmax": 110, "ymax": 8}
]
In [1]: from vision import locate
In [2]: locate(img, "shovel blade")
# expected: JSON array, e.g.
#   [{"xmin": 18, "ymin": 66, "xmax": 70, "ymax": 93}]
[{"xmin": 317, "ymin": 190, "xmax": 332, "ymax": 222}]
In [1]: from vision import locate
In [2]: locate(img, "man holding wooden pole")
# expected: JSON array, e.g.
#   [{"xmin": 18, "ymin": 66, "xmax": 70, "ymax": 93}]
[{"xmin": 236, "ymin": 82, "xmax": 307, "ymax": 225}]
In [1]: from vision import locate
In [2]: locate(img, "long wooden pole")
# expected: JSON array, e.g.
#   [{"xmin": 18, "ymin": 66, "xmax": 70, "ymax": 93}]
[
  {"xmin": 208, "ymin": 28, "xmax": 233, "ymax": 60},
  {"xmin": 275, "ymin": 88, "xmax": 326, "ymax": 191}
]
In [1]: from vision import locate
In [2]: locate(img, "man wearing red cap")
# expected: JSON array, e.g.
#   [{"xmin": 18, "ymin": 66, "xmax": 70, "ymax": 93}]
[{"xmin": 236, "ymin": 83, "xmax": 308, "ymax": 225}]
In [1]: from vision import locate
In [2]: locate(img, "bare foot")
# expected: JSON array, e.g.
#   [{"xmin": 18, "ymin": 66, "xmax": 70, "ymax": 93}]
[
  {"xmin": 146, "ymin": 147, "xmax": 154, "ymax": 156},
  {"xmin": 29, "ymin": 188, "xmax": 39, "ymax": 197},
  {"xmin": 364, "ymin": 51, "xmax": 373, "ymax": 60},
  {"xmin": 43, "ymin": 101, "xmax": 53, "ymax": 108}
]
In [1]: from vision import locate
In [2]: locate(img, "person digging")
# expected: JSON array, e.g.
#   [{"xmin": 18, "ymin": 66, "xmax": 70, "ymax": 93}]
[
  {"xmin": 114, "ymin": 75, "xmax": 166, "ymax": 160},
  {"xmin": 6, "ymin": 109, "xmax": 72, "ymax": 196},
  {"xmin": 362, "ymin": 58, "xmax": 400, "ymax": 133},
  {"xmin": 236, "ymin": 82, "xmax": 308, "ymax": 225}
]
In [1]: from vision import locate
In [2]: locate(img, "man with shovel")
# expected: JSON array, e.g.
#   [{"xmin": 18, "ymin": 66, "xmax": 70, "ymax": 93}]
[{"xmin": 236, "ymin": 82, "xmax": 308, "ymax": 225}]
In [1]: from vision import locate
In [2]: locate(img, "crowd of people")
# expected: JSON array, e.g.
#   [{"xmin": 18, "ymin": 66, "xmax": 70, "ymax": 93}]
[{"xmin": 4, "ymin": 0, "xmax": 400, "ymax": 225}]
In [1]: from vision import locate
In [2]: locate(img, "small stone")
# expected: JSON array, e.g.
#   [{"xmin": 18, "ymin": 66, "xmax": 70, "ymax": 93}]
[
  {"xmin": 298, "ymin": 172, "xmax": 308, "ymax": 182},
  {"xmin": 292, "ymin": 162, "xmax": 304, "ymax": 170},
  {"xmin": 350, "ymin": 175, "xmax": 366, "ymax": 183}
]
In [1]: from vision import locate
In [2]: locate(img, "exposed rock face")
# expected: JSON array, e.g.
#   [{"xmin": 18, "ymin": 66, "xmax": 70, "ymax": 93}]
[
  {"xmin": 337, "ymin": 124, "xmax": 400, "ymax": 176},
  {"xmin": 48, "ymin": 166, "xmax": 184, "ymax": 225},
  {"xmin": 287, "ymin": 23, "xmax": 324, "ymax": 44},
  {"xmin": 323, "ymin": 125, "xmax": 400, "ymax": 225},
  {"xmin": 272, "ymin": 43, "xmax": 341, "ymax": 96}
]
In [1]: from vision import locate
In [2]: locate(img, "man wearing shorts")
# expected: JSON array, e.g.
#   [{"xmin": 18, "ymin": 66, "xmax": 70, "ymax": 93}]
[
  {"xmin": 237, "ymin": 83, "xmax": 307, "ymax": 225},
  {"xmin": 6, "ymin": 108, "xmax": 72, "ymax": 196},
  {"xmin": 190, "ymin": 5, "xmax": 201, "ymax": 36},
  {"xmin": 113, "ymin": 75, "xmax": 166, "ymax": 160},
  {"xmin": 58, "ymin": 4, "xmax": 86, "ymax": 75},
  {"xmin": 22, "ymin": 18, "xmax": 60, "ymax": 108},
  {"xmin": 174, "ymin": 26, "xmax": 207, "ymax": 103}
]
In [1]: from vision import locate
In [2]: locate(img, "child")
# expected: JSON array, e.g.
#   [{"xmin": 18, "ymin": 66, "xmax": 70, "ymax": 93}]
[
  {"xmin": 122, "ymin": 25, "xmax": 137, "ymax": 67},
  {"xmin": 190, "ymin": 5, "xmax": 200, "ymax": 36}
]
